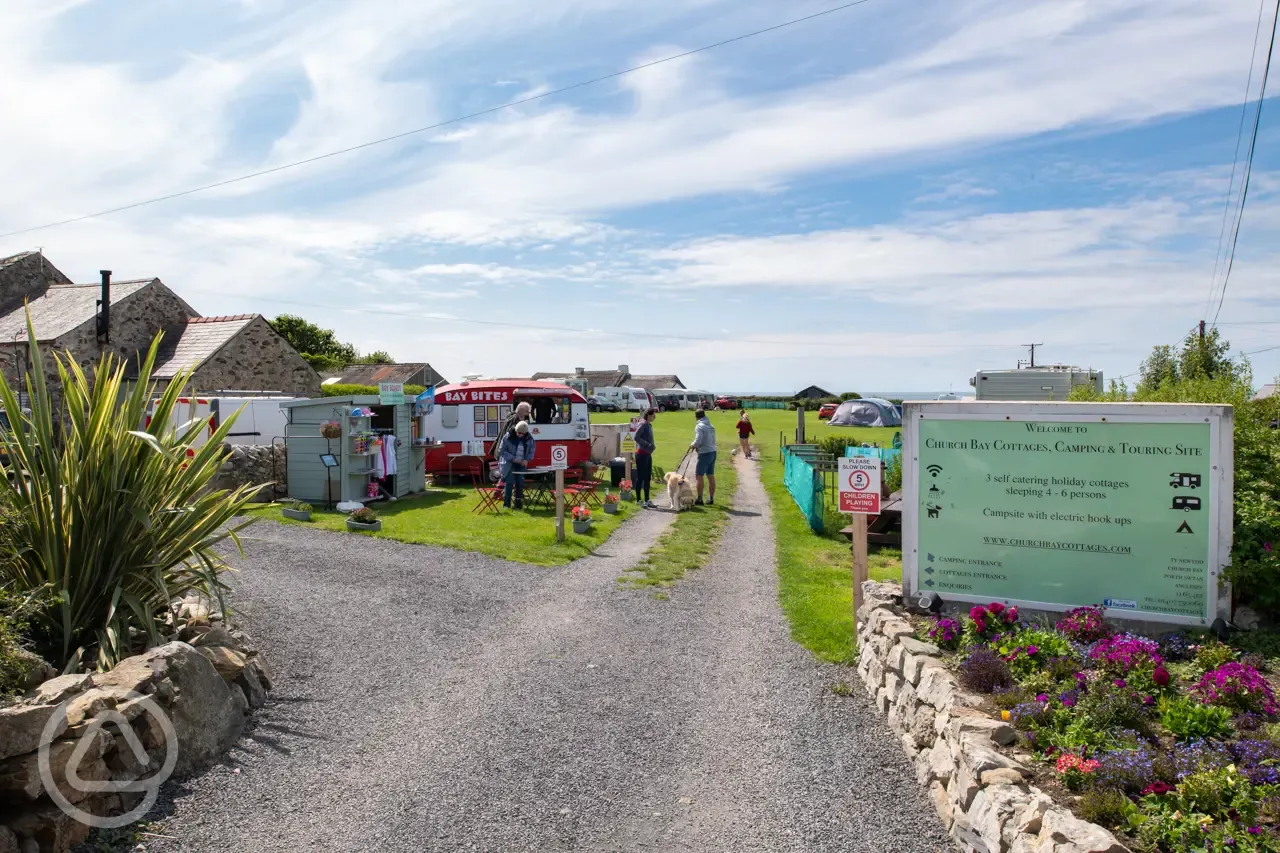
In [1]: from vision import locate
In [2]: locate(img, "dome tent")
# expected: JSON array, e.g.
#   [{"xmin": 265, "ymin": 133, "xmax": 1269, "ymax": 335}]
[{"xmin": 827, "ymin": 397, "xmax": 901, "ymax": 428}]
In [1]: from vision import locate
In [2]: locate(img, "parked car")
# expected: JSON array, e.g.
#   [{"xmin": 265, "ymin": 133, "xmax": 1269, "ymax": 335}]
[
  {"xmin": 588, "ymin": 396, "xmax": 620, "ymax": 413},
  {"xmin": 818, "ymin": 403, "xmax": 838, "ymax": 419},
  {"xmin": 714, "ymin": 396, "xmax": 739, "ymax": 410}
]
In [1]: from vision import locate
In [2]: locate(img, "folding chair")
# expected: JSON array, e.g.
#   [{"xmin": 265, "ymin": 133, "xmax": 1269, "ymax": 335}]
[{"xmin": 471, "ymin": 472, "xmax": 505, "ymax": 514}]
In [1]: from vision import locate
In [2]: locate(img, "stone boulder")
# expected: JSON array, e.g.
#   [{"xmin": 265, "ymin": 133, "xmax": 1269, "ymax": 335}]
[{"xmin": 141, "ymin": 642, "xmax": 248, "ymax": 777}]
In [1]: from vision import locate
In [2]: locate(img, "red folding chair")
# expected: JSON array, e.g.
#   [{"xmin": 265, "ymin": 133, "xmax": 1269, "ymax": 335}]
[{"xmin": 472, "ymin": 472, "xmax": 505, "ymax": 514}]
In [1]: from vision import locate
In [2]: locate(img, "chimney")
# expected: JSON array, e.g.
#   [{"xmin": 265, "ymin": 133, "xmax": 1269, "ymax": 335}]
[
  {"xmin": 618, "ymin": 364, "xmax": 629, "ymax": 374},
  {"xmin": 96, "ymin": 270, "xmax": 111, "ymax": 343},
  {"xmin": 574, "ymin": 367, "xmax": 585, "ymax": 376}
]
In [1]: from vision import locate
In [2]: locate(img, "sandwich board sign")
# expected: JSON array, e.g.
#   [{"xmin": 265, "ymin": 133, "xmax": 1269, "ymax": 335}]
[
  {"xmin": 902, "ymin": 401, "xmax": 1233, "ymax": 626},
  {"xmin": 839, "ymin": 457, "xmax": 882, "ymax": 515}
]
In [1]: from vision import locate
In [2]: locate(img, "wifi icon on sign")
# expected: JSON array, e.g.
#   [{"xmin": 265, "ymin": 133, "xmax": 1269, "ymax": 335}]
[{"xmin": 926, "ymin": 464, "xmax": 943, "ymax": 477}]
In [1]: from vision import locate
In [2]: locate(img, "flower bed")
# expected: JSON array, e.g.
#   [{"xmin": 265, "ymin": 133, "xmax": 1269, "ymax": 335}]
[{"xmin": 919, "ymin": 601, "xmax": 1280, "ymax": 851}]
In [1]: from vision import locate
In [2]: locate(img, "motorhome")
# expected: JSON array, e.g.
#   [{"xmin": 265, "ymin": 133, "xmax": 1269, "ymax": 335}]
[
  {"xmin": 145, "ymin": 396, "xmax": 296, "ymax": 448},
  {"xmin": 592, "ymin": 386, "xmax": 652, "ymax": 413},
  {"xmin": 421, "ymin": 380, "xmax": 592, "ymax": 481},
  {"xmin": 653, "ymin": 389, "xmax": 713, "ymax": 411}
]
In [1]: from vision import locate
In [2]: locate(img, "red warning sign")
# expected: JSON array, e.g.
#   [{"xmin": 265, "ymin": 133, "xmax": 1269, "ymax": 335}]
[{"xmin": 838, "ymin": 457, "xmax": 882, "ymax": 515}]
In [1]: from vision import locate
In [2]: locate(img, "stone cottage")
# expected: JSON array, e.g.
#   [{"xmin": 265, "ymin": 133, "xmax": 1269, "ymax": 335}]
[{"xmin": 0, "ymin": 251, "xmax": 320, "ymax": 398}]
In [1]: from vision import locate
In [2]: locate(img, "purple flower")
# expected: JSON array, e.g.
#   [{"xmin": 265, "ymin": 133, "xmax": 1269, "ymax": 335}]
[
  {"xmin": 1035, "ymin": 693, "xmax": 1049, "ymax": 703},
  {"xmin": 1266, "ymin": 542, "xmax": 1274, "ymax": 553},
  {"xmin": 1250, "ymin": 827, "xmax": 1263, "ymax": 835},
  {"xmin": 1142, "ymin": 695, "xmax": 1155, "ymax": 706},
  {"xmin": 1089, "ymin": 634, "xmax": 1163, "ymax": 675},
  {"xmin": 1026, "ymin": 645, "xmax": 1039, "ymax": 656},
  {"xmin": 1194, "ymin": 662, "xmax": 1279, "ymax": 717},
  {"xmin": 1114, "ymin": 678, "xmax": 1128, "ymax": 688},
  {"xmin": 1059, "ymin": 690, "xmax": 1079, "ymax": 708}
]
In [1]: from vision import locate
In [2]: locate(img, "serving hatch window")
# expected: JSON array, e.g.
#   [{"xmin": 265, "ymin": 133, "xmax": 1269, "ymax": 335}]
[{"xmin": 528, "ymin": 396, "xmax": 575, "ymax": 425}]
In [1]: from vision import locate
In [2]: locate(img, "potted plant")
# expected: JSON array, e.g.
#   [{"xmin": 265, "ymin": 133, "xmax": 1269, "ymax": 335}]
[
  {"xmin": 602, "ymin": 492, "xmax": 620, "ymax": 515},
  {"xmin": 571, "ymin": 505, "xmax": 593, "ymax": 534},
  {"xmin": 346, "ymin": 506, "xmax": 381, "ymax": 532},
  {"xmin": 320, "ymin": 420, "xmax": 342, "ymax": 439},
  {"xmin": 282, "ymin": 501, "xmax": 312, "ymax": 522},
  {"xmin": 618, "ymin": 479, "xmax": 633, "ymax": 502}
]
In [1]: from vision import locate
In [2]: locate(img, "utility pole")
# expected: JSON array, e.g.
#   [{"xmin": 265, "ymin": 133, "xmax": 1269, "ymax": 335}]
[
  {"xmin": 1022, "ymin": 343, "xmax": 1043, "ymax": 368},
  {"xmin": 1199, "ymin": 320, "xmax": 1206, "ymax": 342}
]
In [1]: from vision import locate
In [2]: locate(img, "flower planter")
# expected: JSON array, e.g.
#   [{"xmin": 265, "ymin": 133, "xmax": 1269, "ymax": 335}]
[
  {"xmin": 572, "ymin": 520, "xmax": 592, "ymax": 534},
  {"xmin": 346, "ymin": 519, "xmax": 382, "ymax": 533},
  {"xmin": 603, "ymin": 503, "xmax": 619, "ymax": 515},
  {"xmin": 281, "ymin": 508, "xmax": 312, "ymax": 522},
  {"xmin": 620, "ymin": 490, "xmax": 633, "ymax": 502}
]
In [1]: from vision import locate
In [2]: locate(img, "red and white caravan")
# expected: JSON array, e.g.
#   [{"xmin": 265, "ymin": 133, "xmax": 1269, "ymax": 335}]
[{"xmin": 421, "ymin": 380, "xmax": 592, "ymax": 480}]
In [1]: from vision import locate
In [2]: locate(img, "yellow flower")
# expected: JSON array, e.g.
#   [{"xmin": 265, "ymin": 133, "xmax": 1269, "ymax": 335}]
[
  {"xmin": 1001, "ymin": 710, "xmax": 1011, "ymax": 721},
  {"xmin": 1200, "ymin": 816, "xmax": 1213, "ymax": 826}
]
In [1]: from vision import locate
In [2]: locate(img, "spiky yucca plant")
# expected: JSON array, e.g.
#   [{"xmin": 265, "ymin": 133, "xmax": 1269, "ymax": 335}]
[{"xmin": 0, "ymin": 313, "xmax": 261, "ymax": 671}]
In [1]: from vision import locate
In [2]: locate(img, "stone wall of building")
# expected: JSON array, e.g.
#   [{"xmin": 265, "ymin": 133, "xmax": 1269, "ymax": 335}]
[
  {"xmin": 856, "ymin": 581, "xmax": 1129, "ymax": 853},
  {"xmin": 0, "ymin": 253, "xmax": 70, "ymax": 312},
  {"xmin": 189, "ymin": 316, "xmax": 320, "ymax": 397}
]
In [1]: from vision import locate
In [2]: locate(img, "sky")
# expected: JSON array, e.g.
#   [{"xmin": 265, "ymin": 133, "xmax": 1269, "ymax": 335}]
[{"xmin": 1, "ymin": 0, "xmax": 1278, "ymax": 394}]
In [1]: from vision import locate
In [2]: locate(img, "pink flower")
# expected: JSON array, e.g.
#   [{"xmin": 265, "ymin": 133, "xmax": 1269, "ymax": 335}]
[
  {"xmin": 1026, "ymin": 645, "xmax": 1039, "ymax": 656},
  {"xmin": 987, "ymin": 602, "xmax": 1006, "ymax": 615},
  {"xmin": 970, "ymin": 605, "xmax": 988, "ymax": 621},
  {"xmin": 1265, "ymin": 542, "xmax": 1273, "ymax": 553}
]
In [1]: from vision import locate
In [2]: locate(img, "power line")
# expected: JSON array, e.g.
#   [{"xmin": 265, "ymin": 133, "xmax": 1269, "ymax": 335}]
[
  {"xmin": 1203, "ymin": 0, "xmax": 1269, "ymax": 321},
  {"xmin": 0, "ymin": 0, "xmax": 877, "ymax": 241},
  {"xmin": 1210, "ymin": 0, "xmax": 1280, "ymax": 329}
]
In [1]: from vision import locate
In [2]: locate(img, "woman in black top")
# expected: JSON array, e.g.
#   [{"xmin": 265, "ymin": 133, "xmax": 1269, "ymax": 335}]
[{"xmin": 634, "ymin": 409, "xmax": 657, "ymax": 508}]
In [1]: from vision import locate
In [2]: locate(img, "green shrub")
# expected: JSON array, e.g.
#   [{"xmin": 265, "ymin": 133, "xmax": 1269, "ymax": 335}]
[
  {"xmin": 884, "ymin": 454, "xmax": 902, "ymax": 494},
  {"xmin": 1077, "ymin": 788, "xmax": 1137, "ymax": 829},
  {"xmin": 1193, "ymin": 640, "xmax": 1238, "ymax": 672},
  {"xmin": 0, "ymin": 583, "xmax": 51, "ymax": 699},
  {"xmin": 1158, "ymin": 695, "xmax": 1233, "ymax": 741},
  {"xmin": 320, "ymin": 383, "xmax": 426, "ymax": 398},
  {"xmin": 0, "ymin": 316, "xmax": 261, "ymax": 671}
]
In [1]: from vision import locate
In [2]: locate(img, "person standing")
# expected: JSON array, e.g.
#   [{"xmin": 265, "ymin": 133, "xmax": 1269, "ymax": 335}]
[
  {"xmin": 634, "ymin": 408, "xmax": 657, "ymax": 508},
  {"xmin": 493, "ymin": 401, "xmax": 532, "ymax": 462},
  {"xmin": 735, "ymin": 409, "xmax": 755, "ymax": 459},
  {"xmin": 689, "ymin": 409, "xmax": 717, "ymax": 505},
  {"xmin": 496, "ymin": 421, "xmax": 536, "ymax": 509}
]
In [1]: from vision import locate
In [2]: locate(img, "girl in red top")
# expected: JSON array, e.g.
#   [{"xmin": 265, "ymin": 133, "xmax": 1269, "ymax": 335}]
[{"xmin": 736, "ymin": 409, "xmax": 755, "ymax": 459}]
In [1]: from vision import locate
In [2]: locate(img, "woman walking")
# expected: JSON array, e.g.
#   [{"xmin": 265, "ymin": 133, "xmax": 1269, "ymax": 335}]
[
  {"xmin": 634, "ymin": 408, "xmax": 657, "ymax": 508},
  {"xmin": 736, "ymin": 409, "xmax": 756, "ymax": 459}
]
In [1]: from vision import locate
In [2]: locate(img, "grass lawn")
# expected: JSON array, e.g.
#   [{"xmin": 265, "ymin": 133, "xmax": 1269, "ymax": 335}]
[
  {"xmin": 249, "ymin": 483, "xmax": 637, "ymax": 567},
  {"xmin": 744, "ymin": 408, "xmax": 904, "ymax": 663},
  {"xmin": 592, "ymin": 411, "xmax": 737, "ymax": 587}
]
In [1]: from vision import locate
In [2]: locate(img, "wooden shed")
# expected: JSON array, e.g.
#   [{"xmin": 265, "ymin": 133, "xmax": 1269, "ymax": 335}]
[{"xmin": 280, "ymin": 395, "xmax": 425, "ymax": 505}]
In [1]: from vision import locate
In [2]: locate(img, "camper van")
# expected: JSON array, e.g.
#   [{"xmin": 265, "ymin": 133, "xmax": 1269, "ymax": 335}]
[
  {"xmin": 145, "ymin": 396, "xmax": 295, "ymax": 448},
  {"xmin": 653, "ymin": 389, "xmax": 713, "ymax": 411},
  {"xmin": 421, "ymin": 380, "xmax": 592, "ymax": 481},
  {"xmin": 592, "ymin": 386, "xmax": 652, "ymax": 413}
]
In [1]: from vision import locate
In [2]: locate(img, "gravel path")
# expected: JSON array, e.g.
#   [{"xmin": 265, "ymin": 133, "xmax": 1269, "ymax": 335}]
[{"xmin": 143, "ymin": 457, "xmax": 952, "ymax": 852}]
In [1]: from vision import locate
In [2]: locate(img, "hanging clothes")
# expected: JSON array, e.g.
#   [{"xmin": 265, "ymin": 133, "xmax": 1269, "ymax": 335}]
[{"xmin": 380, "ymin": 434, "xmax": 399, "ymax": 477}]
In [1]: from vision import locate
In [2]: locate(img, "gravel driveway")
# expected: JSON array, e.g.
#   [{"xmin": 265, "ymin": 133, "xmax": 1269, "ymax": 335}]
[{"xmin": 142, "ymin": 457, "xmax": 952, "ymax": 852}]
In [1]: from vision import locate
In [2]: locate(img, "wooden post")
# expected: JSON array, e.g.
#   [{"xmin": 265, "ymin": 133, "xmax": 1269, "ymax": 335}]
[
  {"xmin": 796, "ymin": 406, "xmax": 805, "ymax": 444},
  {"xmin": 555, "ymin": 469, "xmax": 565, "ymax": 542},
  {"xmin": 852, "ymin": 513, "xmax": 869, "ymax": 626},
  {"xmin": 624, "ymin": 452, "xmax": 633, "ymax": 485}
]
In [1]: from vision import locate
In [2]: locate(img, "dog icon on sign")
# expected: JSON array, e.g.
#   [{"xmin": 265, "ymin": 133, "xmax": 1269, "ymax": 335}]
[{"xmin": 926, "ymin": 504, "xmax": 941, "ymax": 519}]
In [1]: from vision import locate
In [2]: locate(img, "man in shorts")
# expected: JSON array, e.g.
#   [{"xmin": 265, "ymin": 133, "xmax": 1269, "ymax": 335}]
[{"xmin": 689, "ymin": 409, "xmax": 717, "ymax": 505}]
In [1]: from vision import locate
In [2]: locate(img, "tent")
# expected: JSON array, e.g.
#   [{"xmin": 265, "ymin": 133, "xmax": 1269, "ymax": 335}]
[{"xmin": 827, "ymin": 397, "xmax": 901, "ymax": 428}]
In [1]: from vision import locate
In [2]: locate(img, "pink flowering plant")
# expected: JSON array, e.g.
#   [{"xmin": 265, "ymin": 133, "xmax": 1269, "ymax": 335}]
[
  {"xmin": 1055, "ymin": 752, "xmax": 1100, "ymax": 792},
  {"xmin": 1194, "ymin": 662, "xmax": 1279, "ymax": 717},
  {"xmin": 1089, "ymin": 634, "xmax": 1164, "ymax": 676},
  {"xmin": 1057, "ymin": 605, "xmax": 1112, "ymax": 643},
  {"xmin": 926, "ymin": 616, "xmax": 961, "ymax": 651},
  {"xmin": 962, "ymin": 601, "xmax": 1019, "ymax": 646}
]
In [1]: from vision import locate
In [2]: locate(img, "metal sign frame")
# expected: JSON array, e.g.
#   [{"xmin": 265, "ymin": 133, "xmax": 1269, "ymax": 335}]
[{"xmin": 902, "ymin": 401, "xmax": 1233, "ymax": 626}]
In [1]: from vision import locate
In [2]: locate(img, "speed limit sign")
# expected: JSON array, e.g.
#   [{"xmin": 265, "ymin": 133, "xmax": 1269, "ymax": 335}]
[
  {"xmin": 550, "ymin": 445, "xmax": 568, "ymax": 470},
  {"xmin": 838, "ymin": 457, "xmax": 881, "ymax": 514}
]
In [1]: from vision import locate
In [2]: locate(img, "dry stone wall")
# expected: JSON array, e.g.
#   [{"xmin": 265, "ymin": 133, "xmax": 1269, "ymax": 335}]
[
  {"xmin": 0, "ymin": 601, "xmax": 269, "ymax": 853},
  {"xmin": 857, "ymin": 581, "xmax": 1130, "ymax": 853},
  {"xmin": 209, "ymin": 442, "xmax": 286, "ymax": 502}
]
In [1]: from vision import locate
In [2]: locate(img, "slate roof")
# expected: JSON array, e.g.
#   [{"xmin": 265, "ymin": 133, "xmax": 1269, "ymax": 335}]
[
  {"xmin": 152, "ymin": 315, "xmax": 256, "ymax": 379},
  {"xmin": 795, "ymin": 385, "xmax": 835, "ymax": 399},
  {"xmin": 531, "ymin": 369, "xmax": 629, "ymax": 388},
  {"xmin": 0, "ymin": 279, "xmax": 154, "ymax": 342},
  {"xmin": 629, "ymin": 374, "xmax": 684, "ymax": 391},
  {"xmin": 325, "ymin": 362, "xmax": 447, "ymax": 387}
]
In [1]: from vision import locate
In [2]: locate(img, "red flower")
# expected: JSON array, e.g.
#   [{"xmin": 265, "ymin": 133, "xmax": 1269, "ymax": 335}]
[
  {"xmin": 970, "ymin": 605, "xmax": 988, "ymax": 621},
  {"xmin": 1153, "ymin": 666, "xmax": 1171, "ymax": 687},
  {"xmin": 987, "ymin": 601, "xmax": 1006, "ymax": 615}
]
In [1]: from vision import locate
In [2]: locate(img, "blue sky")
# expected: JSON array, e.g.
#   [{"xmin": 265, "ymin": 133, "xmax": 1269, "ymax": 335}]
[{"xmin": 1, "ymin": 0, "xmax": 1278, "ymax": 393}]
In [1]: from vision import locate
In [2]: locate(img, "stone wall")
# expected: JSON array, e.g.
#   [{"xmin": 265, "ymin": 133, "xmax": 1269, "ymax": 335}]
[
  {"xmin": 189, "ymin": 316, "xmax": 320, "ymax": 397},
  {"xmin": 0, "ymin": 253, "xmax": 71, "ymax": 313},
  {"xmin": 209, "ymin": 442, "xmax": 287, "ymax": 502},
  {"xmin": 0, "ymin": 609, "xmax": 269, "ymax": 853},
  {"xmin": 857, "ymin": 581, "xmax": 1129, "ymax": 853}
]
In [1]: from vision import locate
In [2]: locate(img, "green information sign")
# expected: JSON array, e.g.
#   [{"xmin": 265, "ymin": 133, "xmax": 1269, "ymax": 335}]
[
  {"xmin": 914, "ymin": 415, "xmax": 1218, "ymax": 622},
  {"xmin": 378, "ymin": 382, "xmax": 405, "ymax": 406}
]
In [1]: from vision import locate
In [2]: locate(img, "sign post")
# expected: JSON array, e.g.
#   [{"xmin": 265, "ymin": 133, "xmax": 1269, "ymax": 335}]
[
  {"xmin": 551, "ymin": 445, "xmax": 568, "ymax": 542},
  {"xmin": 839, "ymin": 456, "xmax": 883, "ymax": 627},
  {"xmin": 621, "ymin": 418, "xmax": 641, "ymax": 484}
]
